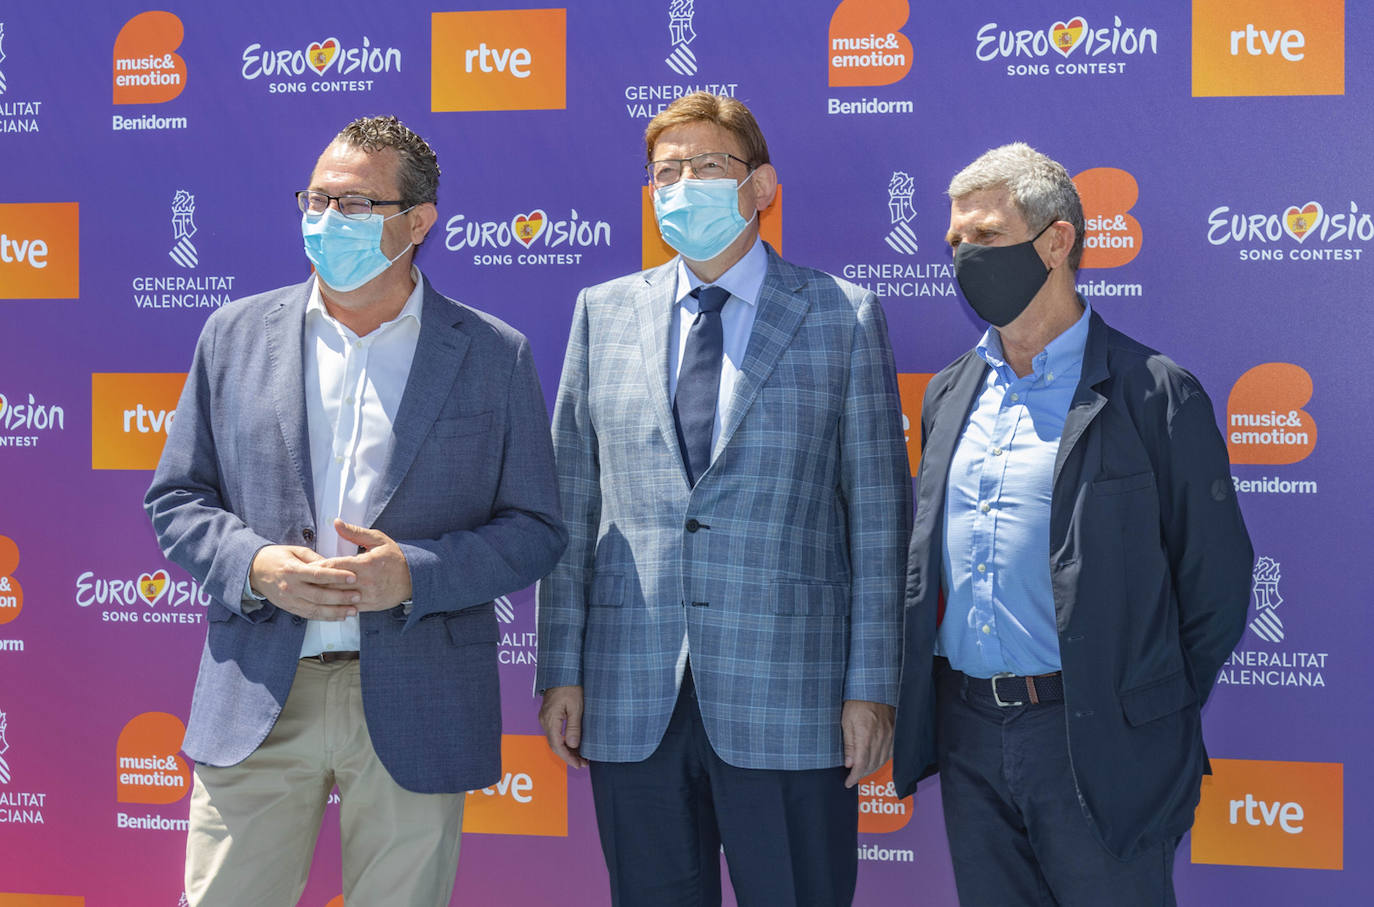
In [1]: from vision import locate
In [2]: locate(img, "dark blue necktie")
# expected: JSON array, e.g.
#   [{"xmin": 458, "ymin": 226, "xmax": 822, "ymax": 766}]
[{"xmin": 672, "ymin": 285, "xmax": 730, "ymax": 486}]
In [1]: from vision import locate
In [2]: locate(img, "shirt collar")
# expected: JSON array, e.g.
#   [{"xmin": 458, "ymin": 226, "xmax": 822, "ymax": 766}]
[
  {"xmin": 673, "ymin": 238, "xmax": 767, "ymax": 310},
  {"xmin": 306, "ymin": 264, "xmax": 425, "ymax": 334},
  {"xmin": 976, "ymin": 299, "xmax": 1092, "ymax": 384}
]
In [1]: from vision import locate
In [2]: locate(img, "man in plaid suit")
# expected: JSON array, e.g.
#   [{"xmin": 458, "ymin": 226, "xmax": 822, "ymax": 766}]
[{"xmin": 536, "ymin": 93, "xmax": 911, "ymax": 906}]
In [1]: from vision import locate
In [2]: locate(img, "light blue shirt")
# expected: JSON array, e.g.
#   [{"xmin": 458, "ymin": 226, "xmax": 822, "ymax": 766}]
[
  {"xmin": 668, "ymin": 238, "xmax": 767, "ymax": 461},
  {"xmin": 938, "ymin": 303, "xmax": 1091, "ymax": 678}
]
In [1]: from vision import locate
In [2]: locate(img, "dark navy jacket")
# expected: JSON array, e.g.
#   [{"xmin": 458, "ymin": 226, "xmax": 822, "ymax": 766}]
[{"xmin": 893, "ymin": 310, "xmax": 1253, "ymax": 860}]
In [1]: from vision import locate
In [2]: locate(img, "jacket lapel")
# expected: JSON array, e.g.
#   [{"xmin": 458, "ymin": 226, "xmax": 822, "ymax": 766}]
[
  {"xmin": 263, "ymin": 284, "xmax": 315, "ymax": 520},
  {"xmin": 634, "ymin": 260, "xmax": 689, "ymax": 480},
  {"xmin": 916, "ymin": 354, "xmax": 986, "ymax": 537},
  {"xmin": 715, "ymin": 246, "xmax": 811, "ymax": 451},
  {"xmin": 1053, "ymin": 311, "xmax": 1110, "ymax": 491},
  {"xmin": 365, "ymin": 277, "xmax": 471, "ymax": 525}
]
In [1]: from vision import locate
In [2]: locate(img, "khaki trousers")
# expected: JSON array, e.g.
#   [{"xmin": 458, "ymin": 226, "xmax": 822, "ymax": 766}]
[{"xmin": 185, "ymin": 658, "xmax": 465, "ymax": 907}]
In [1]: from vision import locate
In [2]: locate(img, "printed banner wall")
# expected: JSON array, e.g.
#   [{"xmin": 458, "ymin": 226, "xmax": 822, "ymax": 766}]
[{"xmin": 1, "ymin": 2, "xmax": 1368, "ymax": 904}]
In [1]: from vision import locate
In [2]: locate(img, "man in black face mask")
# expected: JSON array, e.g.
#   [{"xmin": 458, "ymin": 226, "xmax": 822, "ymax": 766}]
[{"xmin": 891, "ymin": 143, "xmax": 1253, "ymax": 906}]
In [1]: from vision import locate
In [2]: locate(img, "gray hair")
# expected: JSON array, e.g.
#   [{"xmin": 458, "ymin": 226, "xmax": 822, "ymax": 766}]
[
  {"xmin": 334, "ymin": 115, "xmax": 440, "ymax": 207},
  {"xmin": 948, "ymin": 142, "xmax": 1085, "ymax": 271}
]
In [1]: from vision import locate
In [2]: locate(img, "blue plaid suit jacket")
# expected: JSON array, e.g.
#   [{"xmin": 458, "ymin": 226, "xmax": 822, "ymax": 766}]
[{"xmin": 536, "ymin": 245, "xmax": 912, "ymax": 769}]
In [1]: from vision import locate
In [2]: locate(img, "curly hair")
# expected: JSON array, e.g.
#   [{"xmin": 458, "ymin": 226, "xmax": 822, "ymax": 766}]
[{"xmin": 335, "ymin": 115, "xmax": 440, "ymax": 206}]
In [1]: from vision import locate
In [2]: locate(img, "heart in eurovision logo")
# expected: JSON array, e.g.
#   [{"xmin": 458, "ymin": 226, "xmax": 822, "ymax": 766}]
[
  {"xmin": 137, "ymin": 570, "xmax": 170, "ymax": 607},
  {"xmin": 1050, "ymin": 17, "xmax": 1087, "ymax": 56},
  {"xmin": 511, "ymin": 210, "xmax": 547, "ymax": 248},
  {"xmin": 307, "ymin": 38, "xmax": 340, "ymax": 75},
  {"xmin": 1283, "ymin": 203, "xmax": 1323, "ymax": 242}
]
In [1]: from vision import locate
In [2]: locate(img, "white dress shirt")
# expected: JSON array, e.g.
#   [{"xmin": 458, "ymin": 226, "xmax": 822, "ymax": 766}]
[
  {"xmin": 668, "ymin": 239, "xmax": 768, "ymax": 686},
  {"xmin": 298, "ymin": 268, "xmax": 424, "ymax": 657}
]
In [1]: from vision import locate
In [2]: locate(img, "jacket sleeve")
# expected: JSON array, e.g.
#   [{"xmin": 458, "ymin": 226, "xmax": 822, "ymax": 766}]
[
  {"xmin": 398, "ymin": 334, "xmax": 568, "ymax": 630},
  {"xmin": 534, "ymin": 289, "xmax": 599, "ymax": 691},
  {"xmin": 1159, "ymin": 382, "xmax": 1254, "ymax": 706},
  {"xmin": 144, "ymin": 311, "xmax": 276, "ymax": 620},
  {"xmin": 840, "ymin": 293, "xmax": 914, "ymax": 705}
]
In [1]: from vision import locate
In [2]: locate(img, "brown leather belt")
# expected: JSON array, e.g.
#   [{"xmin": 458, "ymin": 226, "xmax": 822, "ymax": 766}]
[{"xmin": 302, "ymin": 651, "xmax": 360, "ymax": 664}]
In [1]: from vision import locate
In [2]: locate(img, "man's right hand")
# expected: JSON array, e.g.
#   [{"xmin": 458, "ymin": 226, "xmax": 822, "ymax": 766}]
[
  {"xmin": 248, "ymin": 545, "xmax": 361, "ymax": 620},
  {"xmin": 539, "ymin": 685, "xmax": 588, "ymax": 768}
]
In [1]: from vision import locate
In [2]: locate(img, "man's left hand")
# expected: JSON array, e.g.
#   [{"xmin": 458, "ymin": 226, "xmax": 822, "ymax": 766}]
[
  {"xmin": 316, "ymin": 519, "xmax": 414, "ymax": 611},
  {"xmin": 842, "ymin": 700, "xmax": 895, "ymax": 789}
]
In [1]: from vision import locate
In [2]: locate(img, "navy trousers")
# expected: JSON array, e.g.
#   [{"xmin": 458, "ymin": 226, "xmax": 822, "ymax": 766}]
[
  {"xmin": 936, "ymin": 659, "xmax": 1178, "ymax": 907},
  {"xmin": 589, "ymin": 666, "xmax": 858, "ymax": 907}
]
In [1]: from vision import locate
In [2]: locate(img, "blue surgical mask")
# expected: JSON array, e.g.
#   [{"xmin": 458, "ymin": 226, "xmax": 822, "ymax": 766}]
[
  {"xmin": 652, "ymin": 171, "xmax": 757, "ymax": 262},
  {"xmin": 301, "ymin": 206, "xmax": 413, "ymax": 292}
]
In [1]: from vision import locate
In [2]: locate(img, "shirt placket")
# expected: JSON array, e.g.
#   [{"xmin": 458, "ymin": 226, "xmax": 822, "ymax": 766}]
[
  {"xmin": 320, "ymin": 333, "xmax": 369, "ymax": 651},
  {"xmin": 972, "ymin": 372, "xmax": 1034, "ymax": 662}
]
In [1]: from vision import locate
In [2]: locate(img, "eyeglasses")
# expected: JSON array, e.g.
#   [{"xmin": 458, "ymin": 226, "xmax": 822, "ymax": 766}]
[
  {"xmin": 644, "ymin": 152, "xmax": 751, "ymax": 188},
  {"xmin": 296, "ymin": 190, "xmax": 406, "ymax": 220}
]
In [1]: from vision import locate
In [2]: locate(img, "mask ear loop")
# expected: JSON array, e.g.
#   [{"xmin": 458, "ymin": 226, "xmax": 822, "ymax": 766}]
[
  {"xmin": 1029, "ymin": 219, "xmax": 1057, "ymax": 270},
  {"xmin": 382, "ymin": 204, "xmax": 418, "ymax": 265}
]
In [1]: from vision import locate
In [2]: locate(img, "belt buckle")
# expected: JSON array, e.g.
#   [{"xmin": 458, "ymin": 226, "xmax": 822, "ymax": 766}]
[{"xmin": 990, "ymin": 672, "xmax": 1024, "ymax": 707}]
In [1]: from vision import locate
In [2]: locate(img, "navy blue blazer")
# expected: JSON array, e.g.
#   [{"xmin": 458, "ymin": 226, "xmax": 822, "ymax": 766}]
[
  {"xmin": 893, "ymin": 310, "xmax": 1253, "ymax": 860},
  {"xmin": 146, "ymin": 276, "xmax": 566, "ymax": 793}
]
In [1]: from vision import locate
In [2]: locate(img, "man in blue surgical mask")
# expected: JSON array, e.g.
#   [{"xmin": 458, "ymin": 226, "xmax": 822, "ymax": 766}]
[
  {"xmin": 892, "ymin": 143, "xmax": 1253, "ymax": 906},
  {"xmin": 537, "ymin": 92, "xmax": 911, "ymax": 906},
  {"xmin": 146, "ymin": 116, "xmax": 566, "ymax": 906}
]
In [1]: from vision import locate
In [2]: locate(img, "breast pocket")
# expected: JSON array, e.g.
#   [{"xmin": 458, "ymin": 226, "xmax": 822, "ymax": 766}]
[
  {"xmin": 430, "ymin": 411, "xmax": 493, "ymax": 441},
  {"xmin": 1091, "ymin": 471, "xmax": 1154, "ymax": 496}
]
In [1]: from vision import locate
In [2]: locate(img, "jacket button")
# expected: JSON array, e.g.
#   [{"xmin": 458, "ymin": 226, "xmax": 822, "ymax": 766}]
[
  {"xmin": 685, "ymin": 518, "xmax": 700, "ymax": 533},
  {"xmin": 302, "ymin": 527, "xmax": 315, "ymax": 544}
]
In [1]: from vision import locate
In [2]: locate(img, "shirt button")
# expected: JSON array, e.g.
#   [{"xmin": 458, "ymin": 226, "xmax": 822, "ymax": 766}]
[
  {"xmin": 991, "ymin": 447, "xmax": 1004, "ymax": 456},
  {"xmin": 1046, "ymin": 372, "xmax": 1055, "ymax": 382},
  {"xmin": 979, "ymin": 502, "xmax": 991, "ymax": 513},
  {"xmin": 976, "ymin": 563, "xmax": 987, "ymax": 574},
  {"xmin": 1010, "ymin": 393, "xmax": 1020, "ymax": 402},
  {"xmin": 345, "ymin": 395, "xmax": 355, "ymax": 405},
  {"xmin": 353, "ymin": 340, "xmax": 362, "ymax": 349},
  {"xmin": 335, "ymin": 455, "xmax": 344, "ymax": 464},
  {"xmin": 981, "ymin": 624, "xmax": 991, "ymax": 634}
]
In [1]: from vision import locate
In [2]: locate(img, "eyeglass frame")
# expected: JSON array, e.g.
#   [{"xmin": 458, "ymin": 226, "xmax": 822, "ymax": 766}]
[
  {"xmin": 295, "ymin": 190, "xmax": 409, "ymax": 220},
  {"xmin": 644, "ymin": 152, "xmax": 753, "ymax": 188}
]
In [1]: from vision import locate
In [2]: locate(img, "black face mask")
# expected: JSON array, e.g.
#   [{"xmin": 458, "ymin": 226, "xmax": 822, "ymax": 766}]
[{"xmin": 953, "ymin": 221, "xmax": 1052, "ymax": 327}]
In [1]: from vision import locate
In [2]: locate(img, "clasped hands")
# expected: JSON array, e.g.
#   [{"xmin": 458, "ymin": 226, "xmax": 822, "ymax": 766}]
[{"xmin": 248, "ymin": 518, "xmax": 412, "ymax": 620}]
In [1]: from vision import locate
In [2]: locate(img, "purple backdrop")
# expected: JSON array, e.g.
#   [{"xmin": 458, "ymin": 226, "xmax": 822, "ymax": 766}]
[{"xmin": 1, "ymin": 1, "xmax": 1368, "ymax": 904}]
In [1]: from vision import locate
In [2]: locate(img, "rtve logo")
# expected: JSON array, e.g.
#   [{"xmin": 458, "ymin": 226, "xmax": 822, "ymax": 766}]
[
  {"xmin": 0, "ymin": 202, "xmax": 79, "ymax": 299},
  {"xmin": 1192, "ymin": 758, "xmax": 1343, "ymax": 870},
  {"xmin": 462, "ymin": 734, "xmax": 567, "ymax": 836},
  {"xmin": 431, "ymin": 9, "xmax": 566, "ymax": 112},
  {"xmin": 91, "ymin": 372, "xmax": 186, "ymax": 470},
  {"xmin": 1192, "ymin": 0, "xmax": 1344, "ymax": 97}
]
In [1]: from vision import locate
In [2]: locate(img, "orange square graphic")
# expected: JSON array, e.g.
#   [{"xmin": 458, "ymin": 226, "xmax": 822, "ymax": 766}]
[
  {"xmin": 432, "ymin": 9, "xmax": 566, "ymax": 112},
  {"xmin": 1192, "ymin": 758, "xmax": 1343, "ymax": 870},
  {"xmin": 0, "ymin": 898, "xmax": 85, "ymax": 906},
  {"xmin": 463, "ymin": 734, "xmax": 568, "ymax": 836},
  {"xmin": 896, "ymin": 373, "xmax": 933, "ymax": 477},
  {"xmin": 91, "ymin": 372, "xmax": 186, "ymax": 471},
  {"xmin": 641, "ymin": 186, "xmax": 782, "ymax": 270},
  {"xmin": 0, "ymin": 203, "xmax": 79, "ymax": 300},
  {"xmin": 1193, "ymin": 0, "xmax": 1343, "ymax": 97}
]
